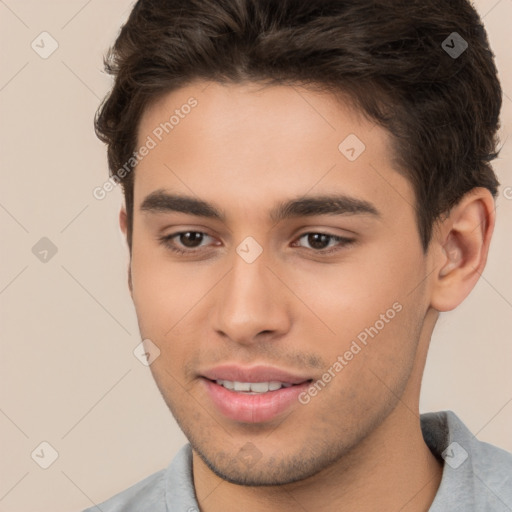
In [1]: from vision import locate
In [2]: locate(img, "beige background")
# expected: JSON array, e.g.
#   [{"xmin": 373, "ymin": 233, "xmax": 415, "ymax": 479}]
[{"xmin": 0, "ymin": 1, "xmax": 511, "ymax": 511}]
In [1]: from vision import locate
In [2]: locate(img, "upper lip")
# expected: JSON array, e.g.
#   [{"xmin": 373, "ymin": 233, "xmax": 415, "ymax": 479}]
[{"xmin": 201, "ymin": 364, "xmax": 312, "ymax": 385}]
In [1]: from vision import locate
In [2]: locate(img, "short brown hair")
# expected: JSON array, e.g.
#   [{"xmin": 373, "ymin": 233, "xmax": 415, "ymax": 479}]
[{"xmin": 95, "ymin": 0, "xmax": 502, "ymax": 251}]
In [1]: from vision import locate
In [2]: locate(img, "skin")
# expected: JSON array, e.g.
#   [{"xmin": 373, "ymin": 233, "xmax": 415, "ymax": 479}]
[{"xmin": 120, "ymin": 81, "xmax": 495, "ymax": 511}]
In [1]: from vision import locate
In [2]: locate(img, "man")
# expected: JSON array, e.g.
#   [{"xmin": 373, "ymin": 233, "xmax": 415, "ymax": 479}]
[{"xmin": 86, "ymin": 0, "xmax": 512, "ymax": 510}]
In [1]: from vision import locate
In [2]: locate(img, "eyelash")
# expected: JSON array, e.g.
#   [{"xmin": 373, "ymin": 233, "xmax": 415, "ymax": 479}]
[{"xmin": 158, "ymin": 231, "xmax": 355, "ymax": 256}]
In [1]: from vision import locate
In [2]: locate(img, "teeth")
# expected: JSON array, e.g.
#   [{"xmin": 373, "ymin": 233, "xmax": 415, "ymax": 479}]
[
  {"xmin": 250, "ymin": 382, "xmax": 269, "ymax": 393},
  {"xmin": 215, "ymin": 380, "xmax": 293, "ymax": 393},
  {"xmin": 222, "ymin": 380, "xmax": 234, "ymax": 390},
  {"xmin": 233, "ymin": 381, "xmax": 251, "ymax": 392},
  {"xmin": 268, "ymin": 381, "xmax": 283, "ymax": 391}
]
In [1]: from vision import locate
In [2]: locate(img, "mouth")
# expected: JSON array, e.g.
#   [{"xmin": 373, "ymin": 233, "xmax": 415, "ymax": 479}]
[{"xmin": 199, "ymin": 365, "xmax": 313, "ymax": 423}]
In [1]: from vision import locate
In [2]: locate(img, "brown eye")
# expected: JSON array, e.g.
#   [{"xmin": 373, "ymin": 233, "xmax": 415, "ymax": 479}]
[
  {"xmin": 294, "ymin": 232, "xmax": 355, "ymax": 254},
  {"xmin": 159, "ymin": 231, "xmax": 213, "ymax": 254},
  {"xmin": 178, "ymin": 231, "xmax": 205, "ymax": 248}
]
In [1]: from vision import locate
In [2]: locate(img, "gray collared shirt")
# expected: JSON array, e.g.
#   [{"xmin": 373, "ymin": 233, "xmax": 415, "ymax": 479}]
[{"xmin": 83, "ymin": 411, "xmax": 512, "ymax": 511}]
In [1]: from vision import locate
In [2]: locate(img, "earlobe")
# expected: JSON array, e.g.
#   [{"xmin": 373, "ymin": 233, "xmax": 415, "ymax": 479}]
[
  {"xmin": 430, "ymin": 188, "xmax": 495, "ymax": 312},
  {"xmin": 119, "ymin": 207, "xmax": 128, "ymax": 237},
  {"xmin": 127, "ymin": 265, "xmax": 133, "ymax": 293}
]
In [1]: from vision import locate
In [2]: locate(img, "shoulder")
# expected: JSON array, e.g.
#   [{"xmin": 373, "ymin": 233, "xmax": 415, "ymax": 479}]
[
  {"xmin": 82, "ymin": 468, "xmax": 167, "ymax": 512},
  {"xmin": 422, "ymin": 410, "xmax": 512, "ymax": 511},
  {"xmin": 467, "ymin": 430, "xmax": 512, "ymax": 496},
  {"xmin": 81, "ymin": 444, "xmax": 196, "ymax": 512}
]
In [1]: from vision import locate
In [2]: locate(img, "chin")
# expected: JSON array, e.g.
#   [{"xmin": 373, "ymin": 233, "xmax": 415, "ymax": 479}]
[{"xmin": 191, "ymin": 439, "xmax": 345, "ymax": 487}]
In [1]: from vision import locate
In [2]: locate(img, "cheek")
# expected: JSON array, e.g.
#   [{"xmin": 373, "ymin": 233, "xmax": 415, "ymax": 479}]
[
  {"xmin": 129, "ymin": 238, "xmax": 222, "ymax": 344},
  {"xmin": 130, "ymin": 239, "xmax": 182, "ymax": 336},
  {"xmin": 291, "ymin": 248, "xmax": 416, "ymax": 331},
  {"xmin": 334, "ymin": 248, "xmax": 427, "ymax": 383},
  {"xmin": 303, "ymin": 244, "xmax": 426, "ymax": 370}
]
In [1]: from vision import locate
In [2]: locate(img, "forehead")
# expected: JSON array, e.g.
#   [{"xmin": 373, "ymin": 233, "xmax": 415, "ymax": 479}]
[
  {"xmin": 134, "ymin": 81, "xmax": 414, "ymax": 222},
  {"xmin": 138, "ymin": 80, "xmax": 379, "ymax": 152}
]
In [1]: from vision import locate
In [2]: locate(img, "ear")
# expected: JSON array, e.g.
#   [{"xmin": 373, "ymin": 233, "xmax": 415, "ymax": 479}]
[
  {"xmin": 429, "ymin": 187, "xmax": 496, "ymax": 312},
  {"xmin": 119, "ymin": 207, "xmax": 133, "ymax": 294}
]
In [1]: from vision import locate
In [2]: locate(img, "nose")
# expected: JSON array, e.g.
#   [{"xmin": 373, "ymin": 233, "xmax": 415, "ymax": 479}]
[{"xmin": 211, "ymin": 249, "xmax": 292, "ymax": 346}]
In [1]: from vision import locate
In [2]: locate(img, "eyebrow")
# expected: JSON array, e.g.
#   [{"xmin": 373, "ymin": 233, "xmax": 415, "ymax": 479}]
[{"xmin": 140, "ymin": 189, "xmax": 381, "ymax": 223}]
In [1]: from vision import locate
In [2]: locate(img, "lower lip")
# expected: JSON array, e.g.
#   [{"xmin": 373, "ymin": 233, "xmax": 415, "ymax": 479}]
[{"xmin": 201, "ymin": 378, "xmax": 311, "ymax": 423}]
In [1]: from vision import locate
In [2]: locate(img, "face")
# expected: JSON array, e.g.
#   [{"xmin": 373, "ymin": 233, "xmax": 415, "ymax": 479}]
[{"xmin": 128, "ymin": 81, "xmax": 433, "ymax": 485}]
